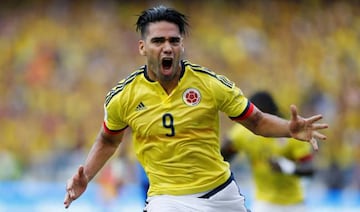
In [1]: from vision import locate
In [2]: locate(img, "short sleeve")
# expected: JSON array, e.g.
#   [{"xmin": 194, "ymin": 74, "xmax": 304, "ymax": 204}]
[
  {"xmin": 210, "ymin": 74, "xmax": 250, "ymax": 118},
  {"xmin": 103, "ymin": 94, "xmax": 128, "ymax": 131},
  {"xmin": 285, "ymin": 138, "xmax": 313, "ymax": 161}
]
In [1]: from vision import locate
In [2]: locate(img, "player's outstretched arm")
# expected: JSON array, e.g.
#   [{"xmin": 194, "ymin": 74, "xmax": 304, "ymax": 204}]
[
  {"xmin": 288, "ymin": 104, "xmax": 328, "ymax": 151},
  {"xmin": 63, "ymin": 126, "xmax": 124, "ymax": 209},
  {"xmin": 238, "ymin": 104, "xmax": 328, "ymax": 151}
]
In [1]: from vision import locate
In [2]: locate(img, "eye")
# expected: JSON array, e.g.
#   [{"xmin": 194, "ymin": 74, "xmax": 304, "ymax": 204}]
[
  {"xmin": 169, "ymin": 37, "xmax": 181, "ymax": 45},
  {"xmin": 152, "ymin": 38, "xmax": 164, "ymax": 44}
]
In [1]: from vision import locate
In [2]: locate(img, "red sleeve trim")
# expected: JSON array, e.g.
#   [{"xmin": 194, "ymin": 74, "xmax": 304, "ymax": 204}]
[
  {"xmin": 298, "ymin": 154, "xmax": 313, "ymax": 162},
  {"xmin": 230, "ymin": 102, "xmax": 254, "ymax": 121},
  {"xmin": 102, "ymin": 122, "xmax": 128, "ymax": 135}
]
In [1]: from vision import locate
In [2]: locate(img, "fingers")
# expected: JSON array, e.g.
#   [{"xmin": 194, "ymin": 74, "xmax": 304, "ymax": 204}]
[
  {"xmin": 310, "ymin": 137, "xmax": 319, "ymax": 151},
  {"xmin": 307, "ymin": 114, "xmax": 323, "ymax": 123},
  {"xmin": 78, "ymin": 166, "xmax": 85, "ymax": 181},
  {"xmin": 291, "ymin": 105, "xmax": 328, "ymax": 128},
  {"xmin": 78, "ymin": 165, "xmax": 84, "ymax": 175},
  {"xmin": 290, "ymin": 105, "xmax": 298, "ymax": 121},
  {"xmin": 64, "ymin": 166, "xmax": 83, "ymax": 209},
  {"xmin": 312, "ymin": 131, "xmax": 327, "ymax": 141},
  {"xmin": 77, "ymin": 165, "xmax": 90, "ymax": 183},
  {"xmin": 312, "ymin": 123, "xmax": 329, "ymax": 131},
  {"xmin": 65, "ymin": 178, "xmax": 74, "ymax": 197},
  {"xmin": 64, "ymin": 178, "xmax": 75, "ymax": 208},
  {"xmin": 289, "ymin": 104, "xmax": 328, "ymax": 151},
  {"xmin": 309, "ymin": 131, "xmax": 327, "ymax": 151},
  {"xmin": 64, "ymin": 192, "xmax": 73, "ymax": 209}
]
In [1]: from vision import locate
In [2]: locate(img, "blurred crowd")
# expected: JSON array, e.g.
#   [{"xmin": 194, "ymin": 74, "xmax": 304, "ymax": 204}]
[{"xmin": 0, "ymin": 0, "xmax": 359, "ymax": 194}]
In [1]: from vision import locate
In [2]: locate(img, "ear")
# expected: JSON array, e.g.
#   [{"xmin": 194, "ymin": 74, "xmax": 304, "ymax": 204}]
[{"xmin": 139, "ymin": 40, "xmax": 146, "ymax": 56}]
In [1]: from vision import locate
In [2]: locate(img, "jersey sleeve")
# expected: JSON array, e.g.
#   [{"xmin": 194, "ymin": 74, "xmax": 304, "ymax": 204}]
[
  {"xmin": 103, "ymin": 89, "xmax": 128, "ymax": 133},
  {"xmin": 285, "ymin": 138, "xmax": 313, "ymax": 161},
  {"xmin": 211, "ymin": 74, "xmax": 252, "ymax": 119}
]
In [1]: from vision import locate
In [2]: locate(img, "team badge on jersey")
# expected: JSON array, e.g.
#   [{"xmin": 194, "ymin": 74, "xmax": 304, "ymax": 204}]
[{"xmin": 182, "ymin": 88, "xmax": 201, "ymax": 106}]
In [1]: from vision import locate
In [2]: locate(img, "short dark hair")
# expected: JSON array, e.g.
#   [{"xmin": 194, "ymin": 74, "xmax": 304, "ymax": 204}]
[
  {"xmin": 250, "ymin": 91, "xmax": 280, "ymax": 116},
  {"xmin": 136, "ymin": 5, "xmax": 189, "ymax": 38}
]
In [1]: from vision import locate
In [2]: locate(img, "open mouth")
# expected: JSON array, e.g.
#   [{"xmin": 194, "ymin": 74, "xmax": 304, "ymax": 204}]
[{"xmin": 162, "ymin": 58, "xmax": 173, "ymax": 69}]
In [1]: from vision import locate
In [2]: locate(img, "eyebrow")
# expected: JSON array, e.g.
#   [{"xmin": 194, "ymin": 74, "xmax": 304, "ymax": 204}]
[{"xmin": 150, "ymin": 36, "xmax": 181, "ymax": 42}]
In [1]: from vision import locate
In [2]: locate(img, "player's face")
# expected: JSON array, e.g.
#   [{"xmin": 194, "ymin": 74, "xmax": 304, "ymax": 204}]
[{"xmin": 139, "ymin": 21, "xmax": 184, "ymax": 83}]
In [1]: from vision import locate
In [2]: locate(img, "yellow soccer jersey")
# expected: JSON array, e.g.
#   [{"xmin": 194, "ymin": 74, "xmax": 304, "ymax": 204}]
[
  {"xmin": 228, "ymin": 124, "xmax": 313, "ymax": 204},
  {"xmin": 104, "ymin": 60, "xmax": 252, "ymax": 196}
]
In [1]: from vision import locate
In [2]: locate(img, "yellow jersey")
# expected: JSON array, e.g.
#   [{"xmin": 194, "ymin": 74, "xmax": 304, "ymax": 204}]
[
  {"xmin": 228, "ymin": 124, "xmax": 313, "ymax": 204},
  {"xmin": 104, "ymin": 60, "xmax": 251, "ymax": 196}
]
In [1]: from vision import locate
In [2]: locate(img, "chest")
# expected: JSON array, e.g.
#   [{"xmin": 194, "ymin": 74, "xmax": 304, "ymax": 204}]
[{"xmin": 124, "ymin": 83, "xmax": 218, "ymax": 137}]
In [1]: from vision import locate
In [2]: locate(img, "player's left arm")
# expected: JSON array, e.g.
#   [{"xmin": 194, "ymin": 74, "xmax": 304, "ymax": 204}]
[
  {"xmin": 237, "ymin": 104, "xmax": 328, "ymax": 151},
  {"xmin": 269, "ymin": 155, "xmax": 314, "ymax": 176},
  {"xmin": 294, "ymin": 155, "xmax": 315, "ymax": 176}
]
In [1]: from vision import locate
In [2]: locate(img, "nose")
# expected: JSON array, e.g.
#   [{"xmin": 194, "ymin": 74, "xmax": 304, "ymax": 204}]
[{"xmin": 162, "ymin": 41, "xmax": 172, "ymax": 54}]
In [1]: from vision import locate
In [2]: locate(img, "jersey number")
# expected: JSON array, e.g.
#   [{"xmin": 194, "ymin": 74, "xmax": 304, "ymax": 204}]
[{"xmin": 162, "ymin": 113, "xmax": 175, "ymax": 137}]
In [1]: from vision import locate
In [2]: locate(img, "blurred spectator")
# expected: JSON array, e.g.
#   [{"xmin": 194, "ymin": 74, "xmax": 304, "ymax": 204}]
[{"xmin": 0, "ymin": 150, "xmax": 21, "ymax": 180}]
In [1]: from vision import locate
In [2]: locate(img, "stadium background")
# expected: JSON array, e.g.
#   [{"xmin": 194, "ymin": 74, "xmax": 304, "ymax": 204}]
[{"xmin": 0, "ymin": 0, "xmax": 359, "ymax": 211}]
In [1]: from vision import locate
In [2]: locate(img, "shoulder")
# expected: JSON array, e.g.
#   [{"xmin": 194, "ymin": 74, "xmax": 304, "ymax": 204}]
[
  {"xmin": 183, "ymin": 60, "xmax": 216, "ymax": 76},
  {"xmin": 105, "ymin": 66, "xmax": 145, "ymax": 106},
  {"xmin": 182, "ymin": 60, "xmax": 234, "ymax": 88}
]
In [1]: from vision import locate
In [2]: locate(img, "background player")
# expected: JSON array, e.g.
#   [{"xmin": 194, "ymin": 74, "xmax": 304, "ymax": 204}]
[{"xmin": 222, "ymin": 91, "xmax": 315, "ymax": 212}]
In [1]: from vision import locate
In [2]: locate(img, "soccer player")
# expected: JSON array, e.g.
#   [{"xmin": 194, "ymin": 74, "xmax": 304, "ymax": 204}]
[
  {"xmin": 222, "ymin": 91, "xmax": 315, "ymax": 212},
  {"xmin": 64, "ymin": 5, "xmax": 328, "ymax": 212}
]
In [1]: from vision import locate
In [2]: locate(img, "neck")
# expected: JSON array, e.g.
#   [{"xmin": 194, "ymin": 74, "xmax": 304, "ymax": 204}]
[
  {"xmin": 147, "ymin": 64, "xmax": 182, "ymax": 95},
  {"xmin": 160, "ymin": 78, "xmax": 178, "ymax": 94}
]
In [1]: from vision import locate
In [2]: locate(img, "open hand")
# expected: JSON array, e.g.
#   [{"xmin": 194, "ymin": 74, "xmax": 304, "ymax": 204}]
[
  {"xmin": 64, "ymin": 165, "xmax": 89, "ymax": 209},
  {"xmin": 289, "ymin": 105, "xmax": 328, "ymax": 151}
]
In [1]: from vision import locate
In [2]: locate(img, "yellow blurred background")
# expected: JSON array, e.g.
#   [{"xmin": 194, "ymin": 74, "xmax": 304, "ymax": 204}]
[{"xmin": 0, "ymin": 0, "xmax": 359, "ymax": 210}]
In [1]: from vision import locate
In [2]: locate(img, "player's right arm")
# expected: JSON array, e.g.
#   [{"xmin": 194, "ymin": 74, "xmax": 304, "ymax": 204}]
[{"xmin": 64, "ymin": 125, "xmax": 124, "ymax": 209}]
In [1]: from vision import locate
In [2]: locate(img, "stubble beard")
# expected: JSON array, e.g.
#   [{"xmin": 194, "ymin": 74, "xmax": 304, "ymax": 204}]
[{"xmin": 157, "ymin": 62, "xmax": 179, "ymax": 82}]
